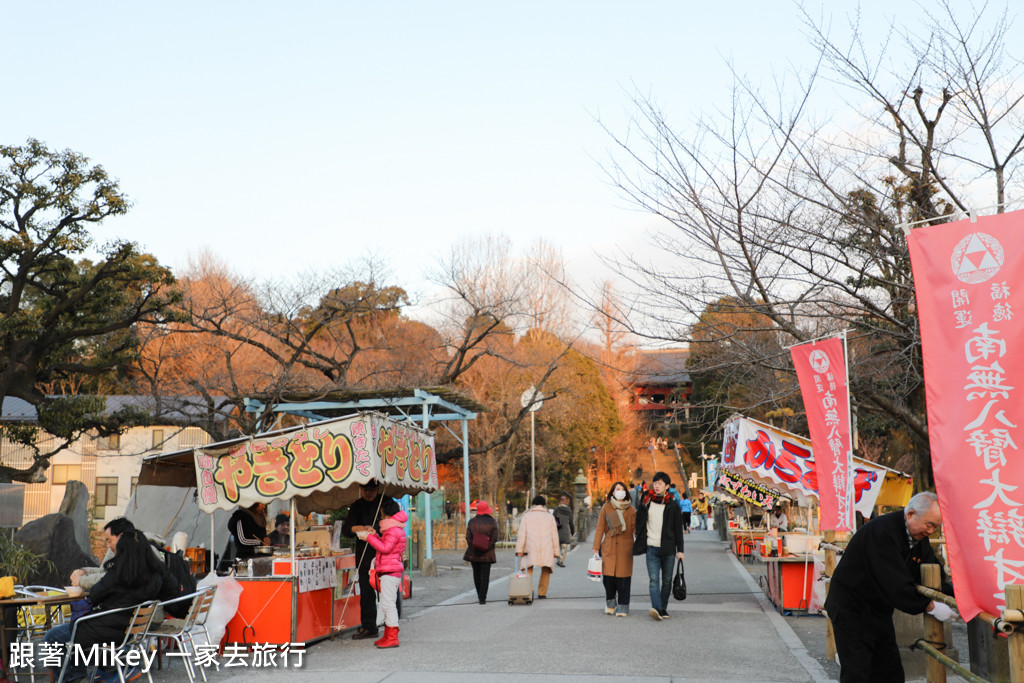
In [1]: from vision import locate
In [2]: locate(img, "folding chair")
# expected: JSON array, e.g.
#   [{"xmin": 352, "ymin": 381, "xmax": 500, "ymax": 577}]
[
  {"xmin": 13, "ymin": 586, "xmax": 68, "ymax": 644},
  {"xmin": 183, "ymin": 586, "xmax": 218, "ymax": 681},
  {"xmin": 144, "ymin": 587, "xmax": 216, "ymax": 683},
  {"xmin": 56, "ymin": 600, "xmax": 160, "ymax": 683}
]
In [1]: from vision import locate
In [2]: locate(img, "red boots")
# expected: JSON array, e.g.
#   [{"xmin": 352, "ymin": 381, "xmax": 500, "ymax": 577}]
[{"xmin": 374, "ymin": 625, "xmax": 399, "ymax": 648}]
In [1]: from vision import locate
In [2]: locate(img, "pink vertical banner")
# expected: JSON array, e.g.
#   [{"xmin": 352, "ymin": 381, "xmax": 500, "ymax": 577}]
[
  {"xmin": 907, "ymin": 211, "xmax": 1024, "ymax": 622},
  {"xmin": 790, "ymin": 336, "xmax": 853, "ymax": 531}
]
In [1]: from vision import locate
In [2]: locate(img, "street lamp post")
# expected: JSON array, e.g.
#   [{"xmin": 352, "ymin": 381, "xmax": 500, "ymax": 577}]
[
  {"xmin": 521, "ymin": 386, "xmax": 544, "ymax": 502},
  {"xmin": 531, "ymin": 410, "xmax": 536, "ymax": 499}
]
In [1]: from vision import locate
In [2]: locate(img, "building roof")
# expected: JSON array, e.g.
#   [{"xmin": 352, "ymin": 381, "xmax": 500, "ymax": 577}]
[
  {"xmin": 0, "ymin": 397, "xmax": 36, "ymax": 422},
  {"xmin": 631, "ymin": 349, "xmax": 690, "ymax": 386},
  {"xmin": 0, "ymin": 395, "xmax": 231, "ymax": 425},
  {"xmin": 245, "ymin": 386, "xmax": 486, "ymax": 420}
]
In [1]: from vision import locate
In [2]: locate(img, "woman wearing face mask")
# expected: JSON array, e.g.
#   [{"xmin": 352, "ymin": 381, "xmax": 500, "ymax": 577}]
[{"xmin": 592, "ymin": 481, "xmax": 636, "ymax": 617}]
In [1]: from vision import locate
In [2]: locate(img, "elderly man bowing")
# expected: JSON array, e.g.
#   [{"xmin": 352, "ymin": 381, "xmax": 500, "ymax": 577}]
[
  {"xmin": 515, "ymin": 495, "xmax": 560, "ymax": 599},
  {"xmin": 824, "ymin": 491, "xmax": 957, "ymax": 683}
]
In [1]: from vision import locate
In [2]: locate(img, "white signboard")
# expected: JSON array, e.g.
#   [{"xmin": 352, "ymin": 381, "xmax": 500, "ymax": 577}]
[{"xmin": 297, "ymin": 557, "xmax": 337, "ymax": 593}]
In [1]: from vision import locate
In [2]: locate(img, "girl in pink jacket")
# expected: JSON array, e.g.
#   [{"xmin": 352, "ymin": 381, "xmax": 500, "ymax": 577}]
[{"xmin": 357, "ymin": 497, "xmax": 407, "ymax": 648}]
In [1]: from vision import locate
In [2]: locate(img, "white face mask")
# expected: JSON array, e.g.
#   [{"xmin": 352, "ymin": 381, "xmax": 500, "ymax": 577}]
[{"xmin": 613, "ymin": 489, "xmax": 627, "ymax": 500}]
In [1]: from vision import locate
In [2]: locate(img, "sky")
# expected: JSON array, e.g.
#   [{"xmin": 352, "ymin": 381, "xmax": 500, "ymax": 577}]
[{"xmin": 5, "ymin": 1, "xmax": 922, "ymax": 315}]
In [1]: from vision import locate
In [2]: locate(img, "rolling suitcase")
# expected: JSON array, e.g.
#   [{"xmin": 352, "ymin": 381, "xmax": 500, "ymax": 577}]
[{"xmin": 508, "ymin": 561, "xmax": 533, "ymax": 605}]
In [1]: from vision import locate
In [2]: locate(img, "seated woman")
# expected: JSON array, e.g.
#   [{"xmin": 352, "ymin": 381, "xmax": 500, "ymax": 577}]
[{"xmin": 47, "ymin": 529, "xmax": 172, "ymax": 681}]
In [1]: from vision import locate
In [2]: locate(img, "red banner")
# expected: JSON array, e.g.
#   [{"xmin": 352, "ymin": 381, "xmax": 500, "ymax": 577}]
[
  {"xmin": 908, "ymin": 212, "xmax": 1024, "ymax": 622},
  {"xmin": 790, "ymin": 336, "xmax": 853, "ymax": 531}
]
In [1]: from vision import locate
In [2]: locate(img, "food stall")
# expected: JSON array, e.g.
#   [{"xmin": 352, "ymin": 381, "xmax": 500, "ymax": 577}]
[
  {"xmin": 718, "ymin": 415, "xmax": 912, "ymax": 612},
  {"xmin": 137, "ymin": 412, "xmax": 436, "ymax": 645}
]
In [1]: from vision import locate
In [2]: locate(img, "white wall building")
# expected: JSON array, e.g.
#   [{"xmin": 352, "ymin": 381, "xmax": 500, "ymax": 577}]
[{"xmin": 7, "ymin": 424, "xmax": 214, "ymax": 526}]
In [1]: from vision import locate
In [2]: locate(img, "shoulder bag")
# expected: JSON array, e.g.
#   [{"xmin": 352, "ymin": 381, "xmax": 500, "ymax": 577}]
[{"xmin": 471, "ymin": 529, "xmax": 491, "ymax": 552}]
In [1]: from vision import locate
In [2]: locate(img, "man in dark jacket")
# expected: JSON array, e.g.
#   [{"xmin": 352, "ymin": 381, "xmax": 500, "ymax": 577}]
[
  {"xmin": 641, "ymin": 471, "xmax": 685, "ymax": 621},
  {"xmin": 824, "ymin": 491, "xmax": 957, "ymax": 682},
  {"xmin": 342, "ymin": 480, "xmax": 385, "ymax": 640}
]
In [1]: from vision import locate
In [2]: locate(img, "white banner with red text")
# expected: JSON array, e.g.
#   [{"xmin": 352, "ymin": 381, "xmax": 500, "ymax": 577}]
[{"xmin": 720, "ymin": 415, "xmax": 885, "ymax": 516}]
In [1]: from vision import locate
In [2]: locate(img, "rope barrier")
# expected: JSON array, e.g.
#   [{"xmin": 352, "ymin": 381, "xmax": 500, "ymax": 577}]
[{"xmin": 909, "ymin": 638, "xmax": 991, "ymax": 683}]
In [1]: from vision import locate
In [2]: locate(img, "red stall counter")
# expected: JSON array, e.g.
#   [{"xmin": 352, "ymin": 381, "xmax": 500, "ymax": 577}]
[{"xmin": 225, "ymin": 554, "xmax": 361, "ymax": 646}]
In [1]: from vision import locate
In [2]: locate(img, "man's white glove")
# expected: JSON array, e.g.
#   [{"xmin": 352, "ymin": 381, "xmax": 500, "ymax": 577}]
[{"xmin": 927, "ymin": 602, "xmax": 958, "ymax": 622}]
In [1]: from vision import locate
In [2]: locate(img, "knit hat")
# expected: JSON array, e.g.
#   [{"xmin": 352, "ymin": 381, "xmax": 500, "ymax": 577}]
[{"xmin": 476, "ymin": 501, "xmax": 492, "ymax": 515}]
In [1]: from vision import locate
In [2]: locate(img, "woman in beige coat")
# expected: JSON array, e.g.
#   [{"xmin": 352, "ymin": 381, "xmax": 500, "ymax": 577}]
[
  {"xmin": 515, "ymin": 495, "xmax": 561, "ymax": 598},
  {"xmin": 593, "ymin": 481, "xmax": 636, "ymax": 616}
]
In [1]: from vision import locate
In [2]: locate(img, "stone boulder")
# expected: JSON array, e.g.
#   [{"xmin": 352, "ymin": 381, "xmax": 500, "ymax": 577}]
[
  {"xmin": 57, "ymin": 480, "xmax": 93, "ymax": 557},
  {"xmin": 14, "ymin": 513, "xmax": 98, "ymax": 586}
]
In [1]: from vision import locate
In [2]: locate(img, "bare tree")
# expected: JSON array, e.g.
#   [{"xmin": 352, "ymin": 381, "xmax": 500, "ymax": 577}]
[
  {"xmin": 597, "ymin": 1, "xmax": 1024, "ymax": 484},
  {"xmin": 132, "ymin": 253, "xmax": 439, "ymax": 435}
]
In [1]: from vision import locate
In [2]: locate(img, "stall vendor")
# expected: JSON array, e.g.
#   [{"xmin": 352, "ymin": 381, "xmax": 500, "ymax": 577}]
[
  {"xmin": 229, "ymin": 502, "xmax": 270, "ymax": 559},
  {"xmin": 269, "ymin": 513, "xmax": 291, "ymax": 546},
  {"xmin": 768, "ymin": 505, "xmax": 788, "ymax": 532}
]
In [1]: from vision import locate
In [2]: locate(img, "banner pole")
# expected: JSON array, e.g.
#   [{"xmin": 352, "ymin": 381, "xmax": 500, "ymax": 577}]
[
  {"xmin": 786, "ymin": 329, "xmax": 851, "ymax": 350},
  {"xmin": 842, "ymin": 330, "xmax": 854, "ymax": 530}
]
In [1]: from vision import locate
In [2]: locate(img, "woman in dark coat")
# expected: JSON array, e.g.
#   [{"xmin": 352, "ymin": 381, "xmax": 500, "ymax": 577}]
[
  {"xmin": 75, "ymin": 529, "xmax": 170, "ymax": 647},
  {"xmin": 463, "ymin": 500, "xmax": 499, "ymax": 604},
  {"xmin": 48, "ymin": 529, "xmax": 171, "ymax": 681}
]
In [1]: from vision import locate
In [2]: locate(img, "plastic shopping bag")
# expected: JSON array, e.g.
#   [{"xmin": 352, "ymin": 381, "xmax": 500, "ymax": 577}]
[{"xmin": 587, "ymin": 554, "xmax": 602, "ymax": 581}]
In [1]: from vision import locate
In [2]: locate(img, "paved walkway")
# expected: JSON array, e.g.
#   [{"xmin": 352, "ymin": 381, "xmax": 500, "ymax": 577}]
[{"xmin": 145, "ymin": 528, "xmax": 841, "ymax": 683}]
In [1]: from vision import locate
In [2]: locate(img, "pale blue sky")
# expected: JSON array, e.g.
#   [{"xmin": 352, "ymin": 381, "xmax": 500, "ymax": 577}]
[{"xmin": 5, "ymin": 1, "xmax": 915, "ymax": 303}]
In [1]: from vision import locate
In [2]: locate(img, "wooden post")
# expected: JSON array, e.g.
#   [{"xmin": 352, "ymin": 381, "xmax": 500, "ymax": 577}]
[
  {"xmin": 921, "ymin": 564, "xmax": 946, "ymax": 683},
  {"xmin": 1009, "ymin": 584, "xmax": 1024, "ymax": 683},
  {"xmin": 824, "ymin": 530, "xmax": 838, "ymax": 661}
]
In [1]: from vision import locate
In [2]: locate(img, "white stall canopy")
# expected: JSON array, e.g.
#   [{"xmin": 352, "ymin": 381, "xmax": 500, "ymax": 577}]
[{"xmin": 140, "ymin": 412, "xmax": 437, "ymax": 515}]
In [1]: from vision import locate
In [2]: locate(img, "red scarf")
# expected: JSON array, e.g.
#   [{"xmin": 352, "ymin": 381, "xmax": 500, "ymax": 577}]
[{"xmin": 643, "ymin": 491, "xmax": 669, "ymax": 506}]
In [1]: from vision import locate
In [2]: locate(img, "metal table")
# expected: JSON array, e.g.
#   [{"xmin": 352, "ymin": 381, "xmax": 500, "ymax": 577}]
[{"xmin": 0, "ymin": 593, "xmax": 81, "ymax": 679}]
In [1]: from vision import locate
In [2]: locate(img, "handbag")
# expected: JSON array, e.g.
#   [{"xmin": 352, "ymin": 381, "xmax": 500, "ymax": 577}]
[
  {"xmin": 672, "ymin": 561, "xmax": 687, "ymax": 601},
  {"xmin": 69, "ymin": 598, "xmax": 94, "ymax": 622},
  {"xmin": 586, "ymin": 554, "xmax": 602, "ymax": 581},
  {"xmin": 471, "ymin": 529, "xmax": 491, "ymax": 552},
  {"xmin": 368, "ymin": 559, "xmax": 381, "ymax": 593}
]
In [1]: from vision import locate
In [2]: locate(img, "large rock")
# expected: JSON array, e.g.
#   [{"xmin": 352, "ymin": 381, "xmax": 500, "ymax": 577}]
[
  {"xmin": 14, "ymin": 513, "xmax": 98, "ymax": 586},
  {"xmin": 57, "ymin": 480, "xmax": 93, "ymax": 557}
]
